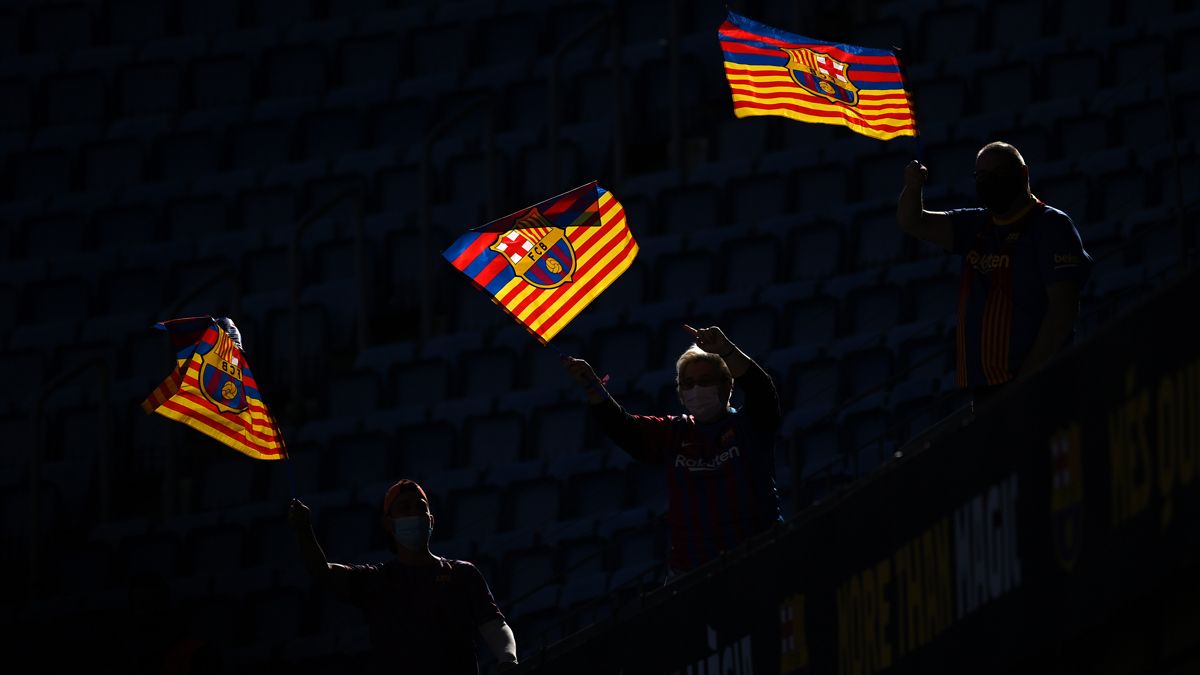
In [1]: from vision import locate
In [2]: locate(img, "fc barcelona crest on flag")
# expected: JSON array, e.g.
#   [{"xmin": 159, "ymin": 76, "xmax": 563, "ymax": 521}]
[
  {"xmin": 489, "ymin": 208, "xmax": 577, "ymax": 289},
  {"xmin": 142, "ymin": 316, "xmax": 287, "ymax": 461},
  {"xmin": 718, "ymin": 10, "xmax": 917, "ymax": 141},
  {"xmin": 198, "ymin": 326, "xmax": 249, "ymax": 413},
  {"xmin": 782, "ymin": 47, "xmax": 859, "ymax": 105},
  {"xmin": 443, "ymin": 181, "xmax": 638, "ymax": 343}
]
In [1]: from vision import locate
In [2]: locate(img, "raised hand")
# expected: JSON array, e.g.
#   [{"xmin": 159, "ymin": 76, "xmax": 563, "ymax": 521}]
[{"xmin": 683, "ymin": 324, "xmax": 734, "ymax": 356}]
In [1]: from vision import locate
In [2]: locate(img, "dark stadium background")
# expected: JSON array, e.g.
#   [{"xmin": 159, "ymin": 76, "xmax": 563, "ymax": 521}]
[{"xmin": 2, "ymin": 0, "xmax": 1197, "ymax": 672}]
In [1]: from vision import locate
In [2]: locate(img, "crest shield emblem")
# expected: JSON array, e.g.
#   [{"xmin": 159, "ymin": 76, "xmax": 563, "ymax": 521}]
[
  {"xmin": 197, "ymin": 328, "xmax": 249, "ymax": 414},
  {"xmin": 490, "ymin": 207, "xmax": 577, "ymax": 289},
  {"xmin": 781, "ymin": 47, "xmax": 859, "ymax": 105},
  {"xmin": 1050, "ymin": 424, "xmax": 1084, "ymax": 572}
]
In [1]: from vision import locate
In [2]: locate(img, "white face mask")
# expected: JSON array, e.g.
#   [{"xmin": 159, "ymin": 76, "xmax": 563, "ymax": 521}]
[
  {"xmin": 390, "ymin": 516, "xmax": 432, "ymax": 550},
  {"xmin": 680, "ymin": 385, "xmax": 727, "ymax": 422}
]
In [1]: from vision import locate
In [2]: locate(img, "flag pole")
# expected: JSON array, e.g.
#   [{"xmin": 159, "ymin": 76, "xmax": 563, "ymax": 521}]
[{"xmin": 892, "ymin": 46, "xmax": 924, "ymax": 164}]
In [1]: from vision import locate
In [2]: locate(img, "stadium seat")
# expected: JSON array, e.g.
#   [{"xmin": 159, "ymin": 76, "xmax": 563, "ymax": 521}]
[
  {"xmin": 786, "ymin": 350, "xmax": 840, "ymax": 412},
  {"xmin": 31, "ymin": 3, "xmax": 95, "ymax": 53},
  {"xmin": 1111, "ymin": 38, "xmax": 1167, "ymax": 88},
  {"xmin": 508, "ymin": 475, "xmax": 563, "ymax": 530},
  {"xmin": 192, "ymin": 55, "xmax": 257, "ymax": 110},
  {"xmin": 448, "ymin": 484, "xmax": 504, "ymax": 540},
  {"xmin": 12, "ymin": 147, "xmax": 75, "ymax": 200},
  {"xmin": 777, "ymin": 288, "xmax": 838, "ymax": 349},
  {"xmin": 156, "ymin": 129, "xmax": 227, "ymax": 183},
  {"xmin": 837, "ymin": 391, "xmax": 893, "ymax": 475},
  {"xmin": 565, "ymin": 464, "xmax": 628, "ymax": 521},
  {"xmin": 836, "ymin": 341, "xmax": 894, "ymax": 400},
  {"xmin": 82, "ymin": 139, "xmax": 145, "ymax": 193},
  {"xmin": 774, "ymin": 217, "xmax": 844, "ymax": 281},
  {"xmin": 181, "ymin": 523, "xmax": 249, "ymax": 580},
  {"xmin": 461, "ymin": 412, "xmax": 526, "ymax": 469},
  {"xmin": 910, "ymin": 75, "xmax": 968, "ymax": 127},
  {"xmin": 717, "ymin": 303, "xmax": 779, "ymax": 359},
  {"xmin": 791, "ymin": 164, "xmax": 850, "ymax": 213},
  {"xmin": 411, "ymin": 23, "xmax": 472, "ymax": 78},
  {"xmin": 888, "ymin": 376, "xmax": 942, "ymax": 444},
  {"xmin": 117, "ymin": 61, "xmax": 181, "ymax": 118},
  {"xmin": 851, "ymin": 205, "xmax": 908, "ymax": 270},
  {"xmin": 251, "ymin": 0, "xmax": 317, "ymax": 29},
  {"xmin": 653, "ymin": 248, "xmax": 717, "ymax": 302},
  {"xmin": 660, "ymin": 183, "xmax": 721, "ymax": 235},
  {"xmin": 976, "ymin": 62, "xmax": 1036, "ymax": 112}
]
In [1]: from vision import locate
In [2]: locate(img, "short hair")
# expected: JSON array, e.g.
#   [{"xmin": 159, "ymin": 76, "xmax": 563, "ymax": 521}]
[
  {"xmin": 675, "ymin": 345, "xmax": 732, "ymax": 388},
  {"xmin": 977, "ymin": 141, "xmax": 1026, "ymax": 170},
  {"xmin": 382, "ymin": 479, "xmax": 429, "ymax": 515}
]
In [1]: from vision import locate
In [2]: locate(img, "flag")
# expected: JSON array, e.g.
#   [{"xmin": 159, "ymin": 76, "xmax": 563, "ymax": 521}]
[
  {"xmin": 718, "ymin": 10, "xmax": 917, "ymax": 141},
  {"xmin": 142, "ymin": 316, "xmax": 287, "ymax": 460},
  {"xmin": 442, "ymin": 181, "xmax": 638, "ymax": 343}
]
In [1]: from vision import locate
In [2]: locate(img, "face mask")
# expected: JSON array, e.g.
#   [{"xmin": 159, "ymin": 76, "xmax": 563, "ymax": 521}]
[
  {"xmin": 976, "ymin": 172, "xmax": 1024, "ymax": 213},
  {"xmin": 681, "ymin": 385, "xmax": 727, "ymax": 422},
  {"xmin": 390, "ymin": 516, "xmax": 432, "ymax": 551}
]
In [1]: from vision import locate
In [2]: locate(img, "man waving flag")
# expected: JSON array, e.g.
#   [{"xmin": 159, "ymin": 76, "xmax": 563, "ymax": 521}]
[
  {"xmin": 718, "ymin": 10, "xmax": 917, "ymax": 141},
  {"xmin": 142, "ymin": 316, "xmax": 287, "ymax": 460},
  {"xmin": 443, "ymin": 181, "xmax": 638, "ymax": 343}
]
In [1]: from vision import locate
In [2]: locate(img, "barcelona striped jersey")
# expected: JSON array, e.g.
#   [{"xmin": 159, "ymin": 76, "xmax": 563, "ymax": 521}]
[
  {"xmin": 949, "ymin": 201, "xmax": 1092, "ymax": 388},
  {"xmin": 592, "ymin": 363, "xmax": 783, "ymax": 573}
]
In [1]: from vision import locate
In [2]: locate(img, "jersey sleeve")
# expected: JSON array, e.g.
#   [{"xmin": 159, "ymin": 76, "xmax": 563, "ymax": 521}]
[
  {"xmin": 325, "ymin": 562, "xmax": 378, "ymax": 606},
  {"xmin": 457, "ymin": 561, "xmax": 506, "ymax": 626},
  {"xmin": 1036, "ymin": 208, "xmax": 1092, "ymax": 286},
  {"xmin": 735, "ymin": 360, "xmax": 781, "ymax": 434},
  {"xmin": 946, "ymin": 208, "xmax": 987, "ymax": 256},
  {"xmin": 590, "ymin": 398, "xmax": 679, "ymax": 464}
]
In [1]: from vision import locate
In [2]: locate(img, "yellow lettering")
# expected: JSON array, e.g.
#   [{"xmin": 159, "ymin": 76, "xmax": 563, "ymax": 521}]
[
  {"xmin": 863, "ymin": 567, "xmax": 877, "ymax": 674},
  {"xmin": 1158, "ymin": 376, "xmax": 1177, "ymax": 530},
  {"xmin": 1181, "ymin": 361, "xmax": 1198, "ymax": 486},
  {"xmin": 1110, "ymin": 368, "xmax": 1153, "ymax": 526},
  {"xmin": 927, "ymin": 520, "xmax": 952, "ymax": 642},
  {"xmin": 876, "ymin": 559, "xmax": 892, "ymax": 670},
  {"xmin": 837, "ymin": 578, "xmax": 859, "ymax": 675}
]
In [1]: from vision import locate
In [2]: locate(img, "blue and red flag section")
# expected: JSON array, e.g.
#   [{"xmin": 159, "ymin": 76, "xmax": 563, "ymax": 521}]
[
  {"xmin": 443, "ymin": 181, "xmax": 638, "ymax": 343},
  {"xmin": 718, "ymin": 10, "xmax": 918, "ymax": 141}
]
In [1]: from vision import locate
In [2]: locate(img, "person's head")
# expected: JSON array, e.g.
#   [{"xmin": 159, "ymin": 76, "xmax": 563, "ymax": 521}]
[
  {"xmin": 380, "ymin": 479, "xmax": 434, "ymax": 553},
  {"xmin": 975, "ymin": 141, "xmax": 1030, "ymax": 214},
  {"xmin": 675, "ymin": 345, "xmax": 733, "ymax": 422}
]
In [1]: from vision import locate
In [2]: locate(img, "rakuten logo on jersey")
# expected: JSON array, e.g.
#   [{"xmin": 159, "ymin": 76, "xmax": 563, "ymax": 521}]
[{"xmin": 675, "ymin": 446, "xmax": 741, "ymax": 471}]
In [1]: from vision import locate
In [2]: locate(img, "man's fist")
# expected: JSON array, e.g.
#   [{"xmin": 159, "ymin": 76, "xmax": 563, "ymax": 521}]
[
  {"xmin": 903, "ymin": 160, "xmax": 928, "ymax": 189},
  {"xmin": 562, "ymin": 356, "xmax": 600, "ymax": 387}
]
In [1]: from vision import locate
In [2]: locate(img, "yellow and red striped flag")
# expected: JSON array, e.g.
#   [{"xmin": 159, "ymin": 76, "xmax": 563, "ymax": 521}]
[
  {"xmin": 142, "ymin": 316, "xmax": 287, "ymax": 460},
  {"xmin": 718, "ymin": 10, "xmax": 917, "ymax": 141},
  {"xmin": 442, "ymin": 181, "xmax": 638, "ymax": 343}
]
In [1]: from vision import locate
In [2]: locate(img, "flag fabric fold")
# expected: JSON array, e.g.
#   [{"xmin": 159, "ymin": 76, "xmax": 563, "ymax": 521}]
[
  {"xmin": 718, "ymin": 10, "xmax": 918, "ymax": 141},
  {"xmin": 442, "ymin": 181, "xmax": 638, "ymax": 343},
  {"xmin": 142, "ymin": 316, "xmax": 287, "ymax": 460}
]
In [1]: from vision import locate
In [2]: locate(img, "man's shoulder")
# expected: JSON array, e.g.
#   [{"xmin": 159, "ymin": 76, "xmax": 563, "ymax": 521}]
[
  {"xmin": 1035, "ymin": 203, "xmax": 1077, "ymax": 226},
  {"xmin": 439, "ymin": 557, "xmax": 485, "ymax": 578},
  {"xmin": 945, "ymin": 206, "xmax": 988, "ymax": 220}
]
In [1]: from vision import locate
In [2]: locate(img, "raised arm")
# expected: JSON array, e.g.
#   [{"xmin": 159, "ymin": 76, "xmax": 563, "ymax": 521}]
[
  {"xmin": 898, "ymin": 160, "xmax": 954, "ymax": 251},
  {"xmin": 288, "ymin": 498, "xmax": 333, "ymax": 580},
  {"xmin": 685, "ymin": 324, "xmax": 780, "ymax": 430}
]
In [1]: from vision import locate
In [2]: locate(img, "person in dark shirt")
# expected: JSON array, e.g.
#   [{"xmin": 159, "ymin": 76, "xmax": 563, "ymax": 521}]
[
  {"xmin": 897, "ymin": 141, "xmax": 1092, "ymax": 406},
  {"xmin": 288, "ymin": 480, "xmax": 517, "ymax": 675},
  {"xmin": 564, "ymin": 324, "xmax": 783, "ymax": 577}
]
